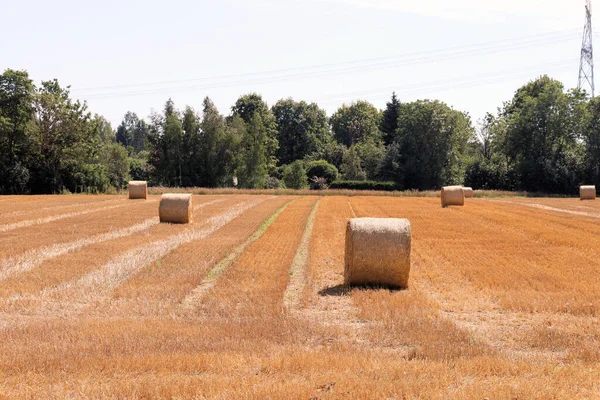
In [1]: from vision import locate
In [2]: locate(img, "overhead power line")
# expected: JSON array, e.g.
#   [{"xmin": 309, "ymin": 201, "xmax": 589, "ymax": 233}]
[
  {"xmin": 72, "ymin": 28, "xmax": 581, "ymax": 98},
  {"xmin": 313, "ymin": 59, "xmax": 578, "ymax": 105}
]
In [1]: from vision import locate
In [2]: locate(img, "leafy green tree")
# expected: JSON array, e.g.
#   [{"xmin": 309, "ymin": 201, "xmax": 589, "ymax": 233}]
[
  {"xmin": 181, "ymin": 105, "xmax": 201, "ymax": 186},
  {"xmin": 29, "ymin": 79, "xmax": 98, "ymax": 193},
  {"xmin": 129, "ymin": 151, "xmax": 150, "ymax": 181},
  {"xmin": 272, "ymin": 98, "xmax": 331, "ymax": 165},
  {"xmin": 0, "ymin": 69, "xmax": 35, "ymax": 193},
  {"xmin": 501, "ymin": 76, "xmax": 584, "ymax": 193},
  {"xmin": 341, "ymin": 145, "xmax": 366, "ymax": 181},
  {"xmin": 394, "ymin": 100, "xmax": 474, "ymax": 190},
  {"xmin": 583, "ymin": 96, "xmax": 600, "ymax": 186},
  {"xmin": 304, "ymin": 140, "xmax": 346, "ymax": 171},
  {"xmin": 356, "ymin": 138, "xmax": 385, "ymax": 180},
  {"xmin": 148, "ymin": 99, "xmax": 185, "ymax": 186},
  {"xmin": 91, "ymin": 114, "xmax": 115, "ymax": 143},
  {"xmin": 380, "ymin": 92, "xmax": 401, "ymax": 145},
  {"xmin": 282, "ymin": 160, "xmax": 308, "ymax": 189},
  {"xmin": 330, "ymin": 100, "xmax": 382, "ymax": 146},
  {"xmin": 219, "ymin": 115, "xmax": 245, "ymax": 187},
  {"xmin": 198, "ymin": 98, "xmax": 224, "ymax": 187},
  {"xmin": 116, "ymin": 112, "xmax": 148, "ymax": 153},
  {"xmin": 379, "ymin": 142, "xmax": 401, "ymax": 183},
  {"xmin": 231, "ymin": 93, "xmax": 279, "ymax": 172},
  {"xmin": 105, "ymin": 142, "xmax": 130, "ymax": 189},
  {"xmin": 238, "ymin": 112, "xmax": 268, "ymax": 188}
]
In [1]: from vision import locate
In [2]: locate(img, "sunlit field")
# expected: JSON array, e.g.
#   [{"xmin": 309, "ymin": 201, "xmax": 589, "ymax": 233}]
[{"xmin": 1, "ymin": 194, "xmax": 599, "ymax": 399}]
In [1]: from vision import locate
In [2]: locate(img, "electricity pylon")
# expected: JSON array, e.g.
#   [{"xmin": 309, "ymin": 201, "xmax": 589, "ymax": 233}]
[{"xmin": 579, "ymin": 0, "xmax": 595, "ymax": 97}]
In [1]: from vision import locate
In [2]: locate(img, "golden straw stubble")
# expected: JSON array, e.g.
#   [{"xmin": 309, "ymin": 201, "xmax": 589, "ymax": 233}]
[
  {"xmin": 441, "ymin": 186, "xmax": 465, "ymax": 207},
  {"xmin": 159, "ymin": 194, "xmax": 193, "ymax": 224},
  {"xmin": 344, "ymin": 217, "xmax": 411, "ymax": 288},
  {"xmin": 580, "ymin": 185, "xmax": 596, "ymax": 200},
  {"xmin": 128, "ymin": 181, "xmax": 148, "ymax": 200}
]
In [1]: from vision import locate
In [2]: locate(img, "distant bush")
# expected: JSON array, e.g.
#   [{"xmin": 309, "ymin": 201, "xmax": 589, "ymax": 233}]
[
  {"xmin": 310, "ymin": 176, "xmax": 329, "ymax": 190},
  {"xmin": 306, "ymin": 160, "xmax": 338, "ymax": 183},
  {"xmin": 329, "ymin": 180, "xmax": 401, "ymax": 191},
  {"xmin": 282, "ymin": 161, "xmax": 308, "ymax": 189},
  {"xmin": 264, "ymin": 176, "xmax": 284, "ymax": 189}
]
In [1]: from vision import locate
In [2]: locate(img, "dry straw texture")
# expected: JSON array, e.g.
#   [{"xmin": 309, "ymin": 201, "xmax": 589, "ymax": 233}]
[
  {"xmin": 128, "ymin": 181, "xmax": 148, "ymax": 200},
  {"xmin": 463, "ymin": 187, "xmax": 474, "ymax": 198},
  {"xmin": 580, "ymin": 185, "xmax": 596, "ymax": 200},
  {"xmin": 159, "ymin": 194, "xmax": 193, "ymax": 224},
  {"xmin": 441, "ymin": 186, "xmax": 465, "ymax": 207},
  {"xmin": 344, "ymin": 218, "xmax": 411, "ymax": 288}
]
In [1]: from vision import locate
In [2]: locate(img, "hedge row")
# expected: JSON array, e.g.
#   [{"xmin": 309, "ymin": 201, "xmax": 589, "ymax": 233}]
[{"xmin": 329, "ymin": 180, "xmax": 401, "ymax": 191}]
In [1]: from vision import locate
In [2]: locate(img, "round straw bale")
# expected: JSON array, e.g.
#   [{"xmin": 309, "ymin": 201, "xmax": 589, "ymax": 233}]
[
  {"xmin": 344, "ymin": 218, "xmax": 411, "ymax": 288},
  {"xmin": 580, "ymin": 185, "xmax": 596, "ymax": 200},
  {"xmin": 159, "ymin": 194, "xmax": 193, "ymax": 224},
  {"xmin": 441, "ymin": 186, "xmax": 464, "ymax": 207},
  {"xmin": 462, "ymin": 187, "xmax": 474, "ymax": 198},
  {"xmin": 128, "ymin": 181, "xmax": 147, "ymax": 200}
]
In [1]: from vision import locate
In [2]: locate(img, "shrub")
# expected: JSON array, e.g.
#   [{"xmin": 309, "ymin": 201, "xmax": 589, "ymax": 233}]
[
  {"xmin": 306, "ymin": 160, "xmax": 338, "ymax": 183},
  {"xmin": 310, "ymin": 176, "xmax": 329, "ymax": 190},
  {"xmin": 340, "ymin": 145, "xmax": 366, "ymax": 181},
  {"xmin": 282, "ymin": 161, "xmax": 308, "ymax": 189},
  {"xmin": 464, "ymin": 160, "xmax": 511, "ymax": 190},
  {"xmin": 329, "ymin": 180, "xmax": 401, "ymax": 191},
  {"xmin": 264, "ymin": 176, "xmax": 284, "ymax": 189}
]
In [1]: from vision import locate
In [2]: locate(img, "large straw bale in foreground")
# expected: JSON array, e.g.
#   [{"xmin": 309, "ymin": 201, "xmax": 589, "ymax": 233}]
[
  {"xmin": 345, "ymin": 218, "xmax": 411, "ymax": 288},
  {"xmin": 441, "ymin": 186, "xmax": 464, "ymax": 207},
  {"xmin": 159, "ymin": 194, "xmax": 193, "ymax": 224},
  {"xmin": 128, "ymin": 181, "xmax": 147, "ymax": 200},
  {"xmin": 463, "ymin": 187, "xmax": 474, "ymax": 198},
  {"xmin": 580, "ymin": 185, "xmax": 596, "ymax": 200}
]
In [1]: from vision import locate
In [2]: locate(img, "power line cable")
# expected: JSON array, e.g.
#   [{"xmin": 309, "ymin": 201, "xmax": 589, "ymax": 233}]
[
  {"xmin": 314, "ymin": 59, "xmax": 578, "ymax": 105},
  {"xmin": 72, "ymin": 29, "xmax": 580, "ymax": 96}
]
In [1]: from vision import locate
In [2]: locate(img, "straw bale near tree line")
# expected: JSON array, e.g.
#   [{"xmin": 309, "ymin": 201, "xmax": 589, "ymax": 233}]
[
  {"xmin": 128, "ymin": 181, "xmax": 147, "ymax": 200},
  {"xmin": 580, "ymin": 185, "xmax": 596, "ymax": 200},
  {"xmin": 441, "ymin": 186, "xmax": 464, "ymax": 207}
]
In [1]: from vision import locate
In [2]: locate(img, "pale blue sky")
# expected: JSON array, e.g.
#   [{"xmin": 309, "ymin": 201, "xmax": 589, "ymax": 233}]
[{"xmin": 0, "ymin": 0, "xmax": 594, "ymax": 128}]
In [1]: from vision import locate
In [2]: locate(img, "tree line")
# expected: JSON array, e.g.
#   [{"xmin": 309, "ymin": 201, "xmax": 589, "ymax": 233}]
[{"xmin": 1, "ymin": 69, "xmax": 599, "ymax": 194}]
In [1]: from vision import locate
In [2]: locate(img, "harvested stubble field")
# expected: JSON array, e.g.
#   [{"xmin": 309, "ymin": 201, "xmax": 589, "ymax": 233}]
[{"xmin": 0, "ymin": 194, "xmax": 599, "ymax": 399}]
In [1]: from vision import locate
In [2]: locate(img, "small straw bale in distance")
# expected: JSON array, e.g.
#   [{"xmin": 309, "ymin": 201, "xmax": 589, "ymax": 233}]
[
  {"xmin": 462, "ymin": 187, "xmax": 474, "ymax": 198},
  {"xmin": 580, "ymin": 185, "xmax": 596, "ymax": 200},
  {"xmin": 128, "ymin": 181, "xmax": 148, "ymax": 200},
  {"xmin": 159, "ymin": 193, "xmax": 193, "ymax": 224},
  {"xmin": 441, "ymin": 185, "xmax": 465, "ymax": 207},
  {"xmin": 344, "ymin": 218, "xmax": 411, "ymax": 288}
]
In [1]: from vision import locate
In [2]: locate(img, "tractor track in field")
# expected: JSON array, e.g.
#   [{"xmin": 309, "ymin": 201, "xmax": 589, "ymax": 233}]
[
  {"xmin": 0, "ymin": 203, "xmax": 133, "ymax": 233},
  {"xmin": 362, "ymin": 196, "xmax": 600, "ymax": 362},
  {"xmin": 190, "ymin": 196, "xmax": 317, "ymax": 320},
  {"xmin": 179, "ymin": 198, "xmax": 293, "ymax": 311},
  {"xmin": 110, "ymin": 196, "xmax": 292, "ymax": 316},
  {"xmin": 0, "ymin": 197, "xmax": 229, "ymax": 296},
  {"xmin": 347, "ymin": 196, "xmax": 496, "ymax": 358},
  {"xmin": 0, "ymin": 217, "xmax": 159, "ymax": 282},
  {"xmin": 45, "ymin": 198, "xmax": 265, "ymax": 300},
  {"xmin": 0, "ymin": 195, "xmax": 599, "ymax": 397},
  {"xmin": 282, "ymin": 198, "xmax": 321, "ymax": 312},
  {"xmin": 294, "ymin": 196, "xmax": 367, "ymax": 345},
  {"xmin": 0, "ymin": 197, "xmax": 123, "ymax": 221},
  {"xmin": 0, "ymin": 198, "xmax": 265, "ymax": 328},
  {"xmin": 0, "ymin": 199, "xmax": 161, "ymax": 261}
]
